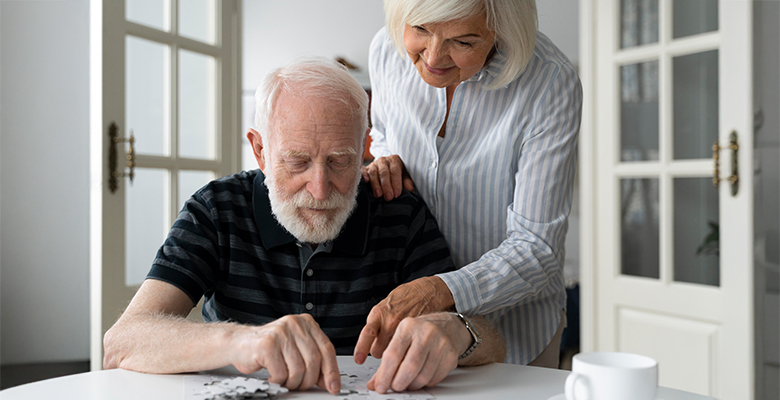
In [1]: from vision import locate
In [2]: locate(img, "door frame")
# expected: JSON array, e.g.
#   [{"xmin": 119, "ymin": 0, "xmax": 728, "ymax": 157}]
[
  {"xmin": 578, "ymin": 0, "xmax": 597, "ymax": 355},
  {"xmin": 579, "ymin": 0, "xmax": 757, "ymax": 397},
  {"xmin": 89, "ymin": 0, "xmax": 242, "ymax": 371}
]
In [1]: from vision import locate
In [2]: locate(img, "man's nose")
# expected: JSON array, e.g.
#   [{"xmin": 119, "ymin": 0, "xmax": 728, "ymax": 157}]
[{"xmin": 306, "ymin": 165, "xmax": 331, "ymax": 201}]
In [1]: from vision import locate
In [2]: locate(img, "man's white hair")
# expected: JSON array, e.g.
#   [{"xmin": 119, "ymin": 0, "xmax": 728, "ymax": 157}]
[{"xmin": 254, "ymin": 56, "xmax": 369, "ymax": 147}]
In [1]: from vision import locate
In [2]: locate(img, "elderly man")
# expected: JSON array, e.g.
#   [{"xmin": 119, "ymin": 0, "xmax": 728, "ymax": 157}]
[{"xmin": 103, "ymin": 57, "xmax": 505, "ymax": 395}]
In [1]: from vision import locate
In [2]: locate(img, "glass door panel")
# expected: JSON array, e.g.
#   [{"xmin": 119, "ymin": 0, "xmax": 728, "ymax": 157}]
[
  {"xmin": 126, "ymin": 36, "xmax": 169, "ymax": 157},
  {"xmin": 673, "ymin": 177, "xmax": 719, "ymax": 286},
  {"xmin": 179, "ymin": 0, "xmax": 217, "ymax": 45},
  {"xmin": 126, "ymin": 0, "xmax": 169, "ymax": 31},
  {"xmin": 673, "ymin": 0, "xmax": 718, "ymax": 39},
  {"xmin": 673, "ymin": 50, "xmax": 719, "ymax": 160},
  {"xmin": 621, "ymin": 177, "xmax": 660, "ymax": 279},
  {"xmin": 620, "ymin": 0, "xmax": 659, "ymax": 49},
  {"xmin": 621, "ymin": 61, "xmax": 660, "ymax": 162},
  {"xmin": 179, "ymin": 49, "xmax": 217, "ymax": 160},
  {"xmin": 125, "ymin": 168, "xmax": 169, "ymax": 286}
]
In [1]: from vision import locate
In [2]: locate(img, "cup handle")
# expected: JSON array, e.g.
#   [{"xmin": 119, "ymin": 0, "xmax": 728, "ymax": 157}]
[{"xmin": 565, "ymin": 372, "xmax": 589, "ymax": 400}]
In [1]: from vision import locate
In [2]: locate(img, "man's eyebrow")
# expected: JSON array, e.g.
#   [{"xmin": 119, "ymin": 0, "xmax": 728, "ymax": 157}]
[
  {"xmin": 280, "ymin": 149, "xmax": 310, "ymax": 158},
  {"xmin": 330, "ymin": 148, "xmax": 357, "ymax": 157}
]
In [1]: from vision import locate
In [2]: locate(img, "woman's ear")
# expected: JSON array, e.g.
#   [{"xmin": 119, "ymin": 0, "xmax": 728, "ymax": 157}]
[{"xmin": 246, "ymin": 129, "xmax": 266, "ymax": 171}]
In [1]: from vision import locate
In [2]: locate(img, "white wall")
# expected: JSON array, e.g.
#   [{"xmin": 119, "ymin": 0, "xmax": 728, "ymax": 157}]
[
  {"xmin": 0, "ymin": 0, "xmax": 91, "ymax": 364},
  {"xmin": 537, "ymin": 0, "xmax": 579, "ymax": 66}
]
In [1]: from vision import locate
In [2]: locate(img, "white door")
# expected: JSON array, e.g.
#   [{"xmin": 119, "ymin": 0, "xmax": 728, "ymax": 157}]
[
  {"xmin": 89, "ymin": 0, "xmax": 241, "ymax": 370},
  {"xmin": 589, "ymin": 0, "xmax": 754, "ymax": 398}
]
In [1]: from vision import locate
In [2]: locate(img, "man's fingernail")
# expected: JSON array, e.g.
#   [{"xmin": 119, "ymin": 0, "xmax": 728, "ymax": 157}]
[
  {"xmin": 376, "ymin": 384, "xmax": 386, "ymax": 394},
  {"xmin": 330, "ymin": 381, "xmax": 339, "ymax": 393}
]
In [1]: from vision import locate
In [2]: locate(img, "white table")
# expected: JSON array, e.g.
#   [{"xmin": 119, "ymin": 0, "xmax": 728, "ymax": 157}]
[{"xmin": 0, "ymin": 356, "xmax": 715, "ymax": 400}]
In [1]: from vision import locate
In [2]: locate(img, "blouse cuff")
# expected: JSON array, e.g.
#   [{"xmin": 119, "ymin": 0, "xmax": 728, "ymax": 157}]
[{"xmin": 436, "ymin": 268, "xmax": 482, "ymax": 314}]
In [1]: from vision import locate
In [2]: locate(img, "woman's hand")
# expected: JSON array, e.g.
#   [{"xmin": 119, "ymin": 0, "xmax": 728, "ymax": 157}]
[
  {"xmin": 365, "ymin": 313, "xmax": 465, "ymax": 393},
  {"xmin": 361, "ymin": 155, "xmax": 415, "ymax": 201},
  {"xmin": 353, "ymin": 276, "xmax": 454, "ymax": 363}
]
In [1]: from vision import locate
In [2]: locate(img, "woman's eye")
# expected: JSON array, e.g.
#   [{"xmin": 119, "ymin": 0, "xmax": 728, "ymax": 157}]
[
  {"xmin": 455, "ymin": 40, "xmax": 473, "ymax": 47},
  {"xmin": 413, "ymin": 25, "xmax": 427, "ymax": 33}
]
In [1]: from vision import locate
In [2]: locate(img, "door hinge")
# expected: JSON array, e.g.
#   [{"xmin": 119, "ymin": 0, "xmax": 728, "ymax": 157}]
[
  {"xmin": 712, "ymin": 131, "xmax": 738, "ymax": 197},
  {"xmin": 108, "ymin": 122, "xmax": 135, "ymax": 193}
]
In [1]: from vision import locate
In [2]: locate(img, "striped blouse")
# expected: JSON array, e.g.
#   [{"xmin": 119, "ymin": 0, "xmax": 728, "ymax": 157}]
[
  {"xmin": 368, "ymin": 27, "xmax": 582, "ymax": 364},
  {"xmin": 147, "ymin": 170, "xmax": 455, "ymax": 353}
]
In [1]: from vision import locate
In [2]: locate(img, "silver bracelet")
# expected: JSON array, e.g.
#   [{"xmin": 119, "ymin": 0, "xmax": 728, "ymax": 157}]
[{"xmin": 450, "ymin": 312, "xmax": 482, "ymax": 360}]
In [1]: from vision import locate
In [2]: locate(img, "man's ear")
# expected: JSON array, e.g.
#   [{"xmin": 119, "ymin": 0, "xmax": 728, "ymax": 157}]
[
  {"xmin": 246, "ymin": 129, "xmax": 266, "ymax": 172},
  {"xmin": 362, "ymin": 128, "xmax": 371, "ymax": 159}
]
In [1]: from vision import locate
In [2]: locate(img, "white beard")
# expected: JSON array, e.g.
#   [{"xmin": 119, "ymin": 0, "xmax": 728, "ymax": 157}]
[{"xmin": 264, "ymin": 170, "xmax": 359, "ymax": 244}]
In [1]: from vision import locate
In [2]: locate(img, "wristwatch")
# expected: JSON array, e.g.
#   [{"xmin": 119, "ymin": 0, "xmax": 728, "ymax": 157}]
[{"xmin": 450, "ymin": 312, "xmax": 482, "ymax": 359}]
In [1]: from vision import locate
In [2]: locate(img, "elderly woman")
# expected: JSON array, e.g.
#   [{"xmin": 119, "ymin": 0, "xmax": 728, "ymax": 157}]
[{"xmin": 355, "ymin": 0, "xmax": 582, "ymax": 368}]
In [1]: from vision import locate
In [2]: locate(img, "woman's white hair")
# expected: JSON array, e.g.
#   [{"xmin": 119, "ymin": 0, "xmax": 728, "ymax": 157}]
[
  {"xmin": 254, "ymin": 56, "xmax": 369, "ymax": 146},
  {"xmin": 384, "ymin": 0, "xmax": 537, "ymax": 89}
]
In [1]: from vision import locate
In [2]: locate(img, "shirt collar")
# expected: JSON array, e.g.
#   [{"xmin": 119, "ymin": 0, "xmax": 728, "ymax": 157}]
[
  {"xmin": 465, "ymin": 47, "xmax": 508, "ymax": 86},
  {"xmin": 252, "ymin": 170, "xmax": 370, "ymax": 255}
]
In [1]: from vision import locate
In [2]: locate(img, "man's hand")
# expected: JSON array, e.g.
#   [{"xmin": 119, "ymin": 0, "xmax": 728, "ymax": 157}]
[
  {"xmin": 361, "ymin": 155, "xmax": 414, "ymax": 200},
  {"xmin": 104, "ymin": 281, "xmax": 342, "ymax": 394},
  {"xmin": 354, "ymin": 276, "xmax": 454, "ymax": 364},
  {"xmin": 231, "ymin": 314, "xmax": 341, "ymax": 394},
  {"xmin": 366, "ymin": 313, "xmax": 471, "ymax": 393}
]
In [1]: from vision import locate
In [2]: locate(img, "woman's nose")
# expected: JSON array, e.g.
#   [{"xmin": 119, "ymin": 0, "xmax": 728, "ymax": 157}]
[{"xmin": 424, "ymin": 39, "xmax": 449, "ymax": 67}]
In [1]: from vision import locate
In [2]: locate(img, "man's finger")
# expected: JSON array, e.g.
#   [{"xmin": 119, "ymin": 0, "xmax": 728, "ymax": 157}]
[
  {"xmin": 312, "ymin": 328, "xmax": 340, "ymax": 394},
  {"xmin": 389, "ymin": 342, "xmax": 428, "ymax": 392},
  {"xmin": 293, "ymin": 334, "xmax": 322, "ymax": 391},
  {"xmin": 402, "ymin": 346, "xmax": 439, "ymax": 391},
  {"xmin": 371, "ymin": 327, "xmax": 412, "ymax": 394},
  {"xmin": 280, "ymin": 339, "xmax": 307, "ymax": 390},
  {"xmin": 262, "ymin": 348, "xmax": 289, "ymax": 387},
  {"xmin": 318, "ymin": 344, "xmax": 340, "ymax": 394}
]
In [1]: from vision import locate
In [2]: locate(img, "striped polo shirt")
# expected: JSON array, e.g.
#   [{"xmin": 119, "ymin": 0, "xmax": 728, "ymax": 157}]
[{"xmin": 147, "ymin": 169, "xmax": 455, "ymax": 354}]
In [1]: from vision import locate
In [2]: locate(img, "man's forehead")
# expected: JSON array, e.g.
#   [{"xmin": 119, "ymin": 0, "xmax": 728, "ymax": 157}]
[{"xmin": 269, "ymin": 94, "xmax": 362, "ymax": 153}]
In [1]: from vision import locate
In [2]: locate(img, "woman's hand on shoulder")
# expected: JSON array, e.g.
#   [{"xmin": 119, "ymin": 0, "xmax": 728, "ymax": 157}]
[{"xmin": 361, "ymin": 155, "xmax": 415, "ymax": 201}]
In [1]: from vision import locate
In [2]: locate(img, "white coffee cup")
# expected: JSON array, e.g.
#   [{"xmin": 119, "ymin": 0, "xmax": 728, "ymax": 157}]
[{"xmin": 565, "ymin": 352, "xmax": 658, "ymax": 400}]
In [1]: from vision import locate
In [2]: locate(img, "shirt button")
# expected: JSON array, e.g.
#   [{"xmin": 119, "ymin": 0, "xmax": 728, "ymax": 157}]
[
  {"xmin": 305, "ymin": 302, "xmax": 314, "ymax": 310},
  {"xmin": 431, "ymin": 160, "xmax": 437, "ymax": 168},
  {"xmin": 306, "ymin": 269, "xmax": 314, "ymax": 277}
]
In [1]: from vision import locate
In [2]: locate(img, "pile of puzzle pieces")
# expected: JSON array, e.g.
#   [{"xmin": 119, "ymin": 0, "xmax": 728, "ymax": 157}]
[
  {"xmin": 191, "ymin": 376, "xmax": 289, "ymax": 399},
  {"xmin": 186, "ymin": 365, "xmax": 434, "ymax": 400}
]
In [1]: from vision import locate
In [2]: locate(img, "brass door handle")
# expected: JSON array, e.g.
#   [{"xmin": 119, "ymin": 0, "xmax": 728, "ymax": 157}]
[
  {"xmin": 712, "ymin": 131, "xmax": 738, "ymax": 196},
  {"xmin": 108, "ymin": 122, "xmax": 136, "ymax": 193}
]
